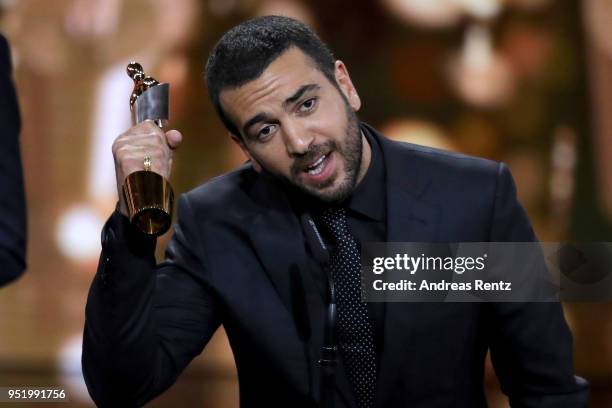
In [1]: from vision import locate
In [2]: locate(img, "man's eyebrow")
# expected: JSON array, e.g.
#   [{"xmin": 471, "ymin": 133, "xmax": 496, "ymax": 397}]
[
  {"xmin": 283, "ymin": 84, "xmax": 320, "ymax": 108},
  {"xmin": 241, "ymin": 84, "xmax": 321, "ymax": 136},
  {"xmin": 242, "ymin": 112, "xmax": 273, "ymax": 136}
]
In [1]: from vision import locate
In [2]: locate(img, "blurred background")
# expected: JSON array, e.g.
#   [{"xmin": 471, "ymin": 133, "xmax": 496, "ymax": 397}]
[{"xmin": 0, "ymin": 0, "xmax": 611, "ymax": 406}]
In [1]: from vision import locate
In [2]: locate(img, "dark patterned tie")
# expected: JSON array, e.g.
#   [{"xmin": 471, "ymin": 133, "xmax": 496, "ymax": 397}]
[{"xmin": 319, "ymin": 207, "xmax": 377, "ymax": 408}]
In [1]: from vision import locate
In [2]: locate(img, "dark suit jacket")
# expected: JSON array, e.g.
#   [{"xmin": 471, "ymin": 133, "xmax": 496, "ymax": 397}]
[
  {"xmin": 82, "ymin": 123, "xmax": 588, "ymax": 407},
  {"xmin": 0, "ymin": 33, "xmax": 26, "ymax": 286}
]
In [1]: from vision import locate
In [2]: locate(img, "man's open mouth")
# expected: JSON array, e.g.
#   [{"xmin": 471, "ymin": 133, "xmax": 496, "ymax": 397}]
[{"xmin": 305, "ymin": 154, "xmax": 327, "ymax": 175}]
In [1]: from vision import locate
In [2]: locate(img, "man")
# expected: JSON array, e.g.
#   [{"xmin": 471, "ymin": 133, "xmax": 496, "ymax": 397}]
[
  {"xmin": 0, "ymin": 33, "xmax": 27, "ymax": 286},
  {"xmin": 82, "ymin": 16, "xmax": 588, "ymax": 407}
]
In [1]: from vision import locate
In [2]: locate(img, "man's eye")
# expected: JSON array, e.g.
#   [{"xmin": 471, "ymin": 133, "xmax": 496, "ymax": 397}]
[
  {"xmin": 257, "ymin": 124, "xmax": 276, "ymax": 140},
  {"xmin": 298, "ymin": 98, "xmax": 317, "ymax": 113}
]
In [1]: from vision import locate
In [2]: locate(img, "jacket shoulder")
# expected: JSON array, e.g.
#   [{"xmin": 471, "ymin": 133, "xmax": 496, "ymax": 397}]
[
  {"xmin": 180, "ymin": 163, "xmax": 257, "ymax": 218},
  {"xmin": 396, "ymin": 140, "xmax": 500, "ymax": 178},
  {"xmin": 382, "ymin": 139, "xmax": 513, "ymax": 240}
]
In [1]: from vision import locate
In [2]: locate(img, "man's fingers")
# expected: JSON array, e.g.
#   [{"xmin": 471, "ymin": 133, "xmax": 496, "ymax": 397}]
[
  {"xmin": 112, "ymin": 122, "xmax": 181, "ymax": 216},
  {"xmin": 112, "ymin": 124, "xmax": 179, "ymax": 179},
  {"xmin": 165, "ymin": 129, "xmax": 183, "ymax": 150}
]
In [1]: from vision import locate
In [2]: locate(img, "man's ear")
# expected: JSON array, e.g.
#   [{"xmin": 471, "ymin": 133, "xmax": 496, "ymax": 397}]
[
  {"xmin": 230, "ymin": 134, "xmax": 262, "ymax": 172},
  {"xmin": 334, "ymin": 60, "xmax": 361, "ymax": 112}
]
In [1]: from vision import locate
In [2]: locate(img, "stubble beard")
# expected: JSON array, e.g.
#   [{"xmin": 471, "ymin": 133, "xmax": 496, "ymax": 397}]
[{"xmin": 278, "ymin": 102, "xmax": 363, "ymax": 204}]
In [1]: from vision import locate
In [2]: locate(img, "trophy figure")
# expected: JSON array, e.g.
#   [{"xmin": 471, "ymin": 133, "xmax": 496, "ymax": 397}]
[{"xmin": 123, "ymin": 62, "xmax": 173, "ymax": 236}]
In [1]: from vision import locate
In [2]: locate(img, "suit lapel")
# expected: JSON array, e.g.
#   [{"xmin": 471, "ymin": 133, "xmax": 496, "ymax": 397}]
[
  {"xmin": 245, "ymin": 173, "xmax": 316, "ymax": 396},
  {"xmin": 375, "ymin": 192, "xmax": 440, "ymax": 408},
  {"xmin": 367, "ymin": 126, "xmax": 441, "ymax": 408},
  {"xmin": 247, "ymin": 209, "xmax": 307, "ymax": 324}
]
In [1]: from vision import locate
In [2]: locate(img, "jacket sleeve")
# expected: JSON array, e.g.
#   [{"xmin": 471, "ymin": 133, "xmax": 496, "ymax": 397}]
[
  {"xmin": 0, "ymin": 33, "xmax": 27, "ymax": 286},
  {"xmin": 487, "ymin": 162, "xmax": 589, "ymax": 407},
  {"xmin": 82, "ymin": 194, "xmax": 221, "ymax": 407}
]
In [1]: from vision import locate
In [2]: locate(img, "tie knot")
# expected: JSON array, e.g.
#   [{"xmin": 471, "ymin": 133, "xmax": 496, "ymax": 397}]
[{"xmin": 319, "ymin": 207, "xmax": 350, "ymax": 243}]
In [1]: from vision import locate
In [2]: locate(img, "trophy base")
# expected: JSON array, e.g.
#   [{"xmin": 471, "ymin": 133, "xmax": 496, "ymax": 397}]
[{"xmin": 123, "ymin": 171, "xmax": 174, "ymax": 236}]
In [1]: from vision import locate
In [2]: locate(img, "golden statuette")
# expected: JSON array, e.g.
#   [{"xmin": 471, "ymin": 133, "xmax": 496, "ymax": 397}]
[{"xmin": 123, "ymin": 61, "xmax": 173, "ymax": 236}]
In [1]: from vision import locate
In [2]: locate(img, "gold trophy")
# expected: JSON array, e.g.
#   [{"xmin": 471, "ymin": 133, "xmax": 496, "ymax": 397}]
[{"xmin": 123, "ymin": 62, "xmax": 173, "ymax": 236}]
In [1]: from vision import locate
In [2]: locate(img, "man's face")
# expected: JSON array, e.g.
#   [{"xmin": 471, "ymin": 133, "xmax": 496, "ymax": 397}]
[{"xmin": 219, "ymin": 47, "xmax": 370, "ymax": 203}]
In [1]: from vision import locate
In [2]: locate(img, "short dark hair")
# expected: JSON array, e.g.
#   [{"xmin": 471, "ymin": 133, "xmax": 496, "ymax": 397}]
[{"xmin": 205, "ymin": 15, "xmax": 336, "ymax": 137}]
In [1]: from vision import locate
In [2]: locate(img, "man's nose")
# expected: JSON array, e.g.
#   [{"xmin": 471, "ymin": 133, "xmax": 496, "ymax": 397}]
[{"xmin": 283, "ymin": 122, "xmax": 313, "ymax": 156}]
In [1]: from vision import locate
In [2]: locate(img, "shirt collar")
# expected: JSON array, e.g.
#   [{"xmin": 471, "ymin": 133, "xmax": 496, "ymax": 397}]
[{"xmin": 345, "ymin": 124, "xmax": 386, "ymax": 222}]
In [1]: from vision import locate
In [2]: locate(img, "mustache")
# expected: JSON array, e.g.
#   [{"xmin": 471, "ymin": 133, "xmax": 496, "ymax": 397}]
[{"xmin": 291, "ymin": 141, "xmax": 336, "ymax": 174}]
